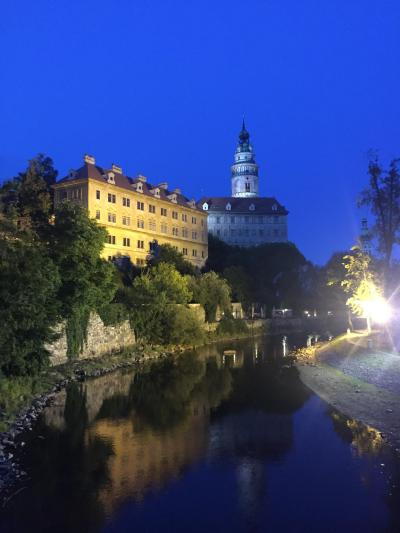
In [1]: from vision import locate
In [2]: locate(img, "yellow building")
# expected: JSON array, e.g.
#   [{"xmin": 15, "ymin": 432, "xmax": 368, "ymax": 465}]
[{"xmin": 53, "ymin": 154, "xmax": 208, "ymax": 267}]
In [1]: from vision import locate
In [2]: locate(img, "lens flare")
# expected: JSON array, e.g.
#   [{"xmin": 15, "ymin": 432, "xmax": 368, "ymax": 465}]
[{"xmin": 362, "ymin": 297, "xmax": 392, "ymax": 324}]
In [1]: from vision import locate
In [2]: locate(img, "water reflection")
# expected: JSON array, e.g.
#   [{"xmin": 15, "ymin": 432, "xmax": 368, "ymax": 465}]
[{"xmin": 1, "ymin": 335, "xmax": 400, "ymax": 533}]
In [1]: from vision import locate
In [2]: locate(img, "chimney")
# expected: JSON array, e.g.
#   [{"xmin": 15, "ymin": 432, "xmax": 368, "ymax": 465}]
[
  {"xmin": 111, "ymin": 163, "xmax": 122, "ymax": 174},
  {"xmin": 84, "ymin": 154, "xmax": 95, "ymax": 165},
  {"xmin": 173, "ymin": 188, "xmax": 181, "ymax": 194},
  {"xmin": 158, "ymin": 182, "xmax": 168, "ymax": 190},
  {"xmin": 137, "ymin": 174, "xmax": 147, "ymax": 183}
]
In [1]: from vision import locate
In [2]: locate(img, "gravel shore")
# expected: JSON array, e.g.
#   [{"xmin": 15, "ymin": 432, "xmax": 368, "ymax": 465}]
[{"xmin": 296, "ymin": 333, "xmax": 400, "ymax": 451}]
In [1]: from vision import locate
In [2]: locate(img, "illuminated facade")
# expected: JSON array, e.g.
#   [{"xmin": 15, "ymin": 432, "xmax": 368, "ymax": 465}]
[
  {"xmin": 199, "ymin": 122, "xmax": 288, "ymax": 247},
  {"xmin": 53, "ymin": 155, "xmax": 208, "ymax": 267}
]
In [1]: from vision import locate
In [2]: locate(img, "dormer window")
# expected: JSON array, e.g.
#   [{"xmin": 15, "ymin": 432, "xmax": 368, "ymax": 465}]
[
  {"xmin": 168, "ymin": 193, "xmax": 177, "ymax": 203},
  {"xmin": 136, "ymin": 182, "xmax": 143, "ymax": 193},
  {"xmin": 245, "ymin": 182, "xmax": 251, "ymax": 192},
  {"xmin": 154, "ymin": 188, "xmax": 160, "ymax": 198},
  {"xmin": 226, "ymin": 203, "xmax": 231, "ymax": 211},
  {"xmin": 249, "ymin": 203, "xmax": 255, "ymax": 211},
  {"xmin": 202, "ymin": 202, "xmax": 209, "ymax": 211},
  {"xmin": 272, "ymin": 203, "xmax": 278, "ymax": 211},
  {"xmin": 107, "ymin": 172, "xmax": 115, "ymax": 184}
]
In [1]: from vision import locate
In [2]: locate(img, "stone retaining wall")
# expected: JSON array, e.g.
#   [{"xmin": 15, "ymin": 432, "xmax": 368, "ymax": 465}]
[{"xmin": 47, "ymin": 313, "xmax": 136, "ymax": 366}]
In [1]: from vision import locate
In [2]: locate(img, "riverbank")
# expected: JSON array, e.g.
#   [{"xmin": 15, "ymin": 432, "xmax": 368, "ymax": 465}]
[
  {"xmin": 0, "ymin": 324, "xmax": 266, "ymax": 502},
  {"xmin": 295, "ymin": 332, "xmax": 400, "ymax": 452}
]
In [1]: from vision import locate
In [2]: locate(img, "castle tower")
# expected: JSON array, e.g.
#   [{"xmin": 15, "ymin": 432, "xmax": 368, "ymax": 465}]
[{"xmin": 231, "ymin": 120, "xmax": 259, "ymax": 198}]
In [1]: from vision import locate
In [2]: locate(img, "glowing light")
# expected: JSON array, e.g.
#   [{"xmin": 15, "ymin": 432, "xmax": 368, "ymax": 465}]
[{"xmin": 361, "ymin": 297, "xmax": 392, "ymax": 324}]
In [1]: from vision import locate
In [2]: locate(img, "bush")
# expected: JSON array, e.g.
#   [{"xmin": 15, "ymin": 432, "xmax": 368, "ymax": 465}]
[
  {"xmin": 166, "ymin": 306, "xmax": 206, "ymax": 346},
  {"xmin": 216, "ymin": 316, "xmax": 249, "ymax": 337},
  {"xmin": 98, "ymin": 303, "xmax": 127, "ymax": 326}
]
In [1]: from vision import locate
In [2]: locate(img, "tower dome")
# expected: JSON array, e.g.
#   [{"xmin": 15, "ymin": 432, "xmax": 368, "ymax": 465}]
[{"xmin": 231, "ymin": 120, "xmax": 259, "ymax": 198}]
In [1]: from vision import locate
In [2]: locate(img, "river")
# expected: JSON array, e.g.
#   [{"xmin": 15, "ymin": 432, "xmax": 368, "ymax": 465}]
[{"xmin": 1, "ymin": 334, "xmax": 400, "ymax": 532}]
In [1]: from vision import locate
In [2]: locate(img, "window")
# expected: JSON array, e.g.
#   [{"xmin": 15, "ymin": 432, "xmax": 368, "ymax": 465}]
[
  {"xmin": 216, "ymin": 217, "xmax": 221, "ymax": 224},
  {"xmin": 149, "ymin": 204, "xmax": 156, "ymax": 214},
  {"xmin": 108, "ymin": 193, "xmax": 116, "ymax": 203},
  {"xmin": 96, "ymin": 190, "xmax": 100, "ymax": 200},
  {"xmin": 216, "ymin": 229, "xmax": 221, "ymax": 236},
  {"xmin": 201, "ymin": 219, "xmax": 204, "ymax": 227},
  {"xmin": 161, "ymin": 224, "xmax": 168, "ymax": 234},
  {"xmin": 274, "ymin": 229, "xmax": 279, "ymax": 237},
  {"xmin": 259, "ymin": 229, "xmax": 264, "ymax": 236},
  {"xmin": 274, "ymin": 216, "xmax": 279, "ymax": 224},
  {"xmin": 161, "ymin": 207, "xmax": 167, "ymax": 216},
  {"xmin": 137, "ymin": 201, "xmax": 144, "ymax": 211},
  {"xmin": 107, "ymin": 235, "xmax": 116, "ymax": 245},
  {"xmin": 192, "ymin": 231, "xmax": 197, "ymax": 240},
  {"xmin": 192, "ymin": 217, "xmax": 197, "ymax": 224},
  {"xmin": 136, "ymin": 258, "xmax": 145, "ymax": 266},
  {"xmin": 192, "ymin": 249, "xmax": 197, "ymax": 257},
  {"xmin": 182, "ymin": 248, "xmax": 188, "ymax": 256},
  {"xmin": 122, "ymin": 197, "xmax": 130, "ymax": 207},
  {"xmin": 245, "ymin": 216, "xmax": 249, "ymax": 224},
  {"xmin": 231, "ymin": 217, "xmax": 235, "ymax": 224},
  {"xmin": 182, "ymin": 228, "xmax": 188, "ymax": 238},
  {"xmin": 149, "ymin": 220, "xmax": 156, "ymax": 231},
  {"xmin": 172, "ymin": 227, "xmax": 179, "ymax": 236},
  {"xmin": 137, "ymin": 240, "xmax": 145, "ymax": 249},
  {"xmin": 95, "ymin": 210, "xmax": 100, "ymax": 220},
  {"xmin": 201, "ymin": 251, "xmax": 205, "ymax": 258},
  {"xmin": 172, "ymin": 211, "xmax": 178, "ymax": 219},
  {"xmin": 245, "ymin": 183, "xmax": 251, "ymax": 192},
  {"xmin": 123, "ymin": 238, "xmax": 130, "ymax": 247},
  {"xmin": 182, "ymin": 213, "xmax": 187, "ymax": 222},
  {"xmin": 122, "ymin": 216, "xmax": 131, "ymax": 226},
  {"xmin": 137, "ymin": 219, "xmax": 144, "ymax": 229},
  {"xmin": 108, "ymin": 213, "xmax": 116, "ymax": 223},
  {"xmin": 258, "ymin": 216, "xmax": 263, "ymax": 223}
]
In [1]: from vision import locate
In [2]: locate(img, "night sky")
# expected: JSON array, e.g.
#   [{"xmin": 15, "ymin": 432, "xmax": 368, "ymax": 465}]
[{"xmin": 1, "ymin": 0, "xmax": 400, "ymax": 263}]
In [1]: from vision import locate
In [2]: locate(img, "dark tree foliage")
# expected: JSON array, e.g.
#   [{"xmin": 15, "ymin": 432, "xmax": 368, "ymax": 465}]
[
  {"xmin": 48, "ymin": 203, "xmax": 118, "ymax": 357},
  {"xmin": 0, "ymin": 154, "xmax": 57, "ymax": 237},
  {"xmin": 147, "ymin": 243, "xmax": 197, "ymax": 275},
  {"xmin": 206, "ymin": 234, "xmax": 308, "ymax": 313},
  {"xmin": 359, "ymin": 155, "xmax": 400, "ymax": 278},
  {"xmin": 0, "ymin": 233, "xmax": 60, "ymax": 375}
]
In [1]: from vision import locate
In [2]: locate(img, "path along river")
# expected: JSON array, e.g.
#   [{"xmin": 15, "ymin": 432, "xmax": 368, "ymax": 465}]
[{"xmin": 1, "ymin": 334, "xmax": 400, "ymax": 533}]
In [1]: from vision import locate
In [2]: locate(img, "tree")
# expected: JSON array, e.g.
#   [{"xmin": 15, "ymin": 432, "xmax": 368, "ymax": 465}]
[
  {"xmin": 189, "ymin": 271, "xmax": 231, "ymax": 322},
  {"xmin": 223, "ymin": 265, "xmax": 252, "ymax": 306},
  {"xmin": 49, "ymin": 203, "xmax": 117, "ymax": 356},
  {"xmin": 205, "ymin": 236, "xmax": 308, "ymax": 314},
  {"xmin": 147, "ymin": 243, "xmax": 196, "ymax": 275},
  {"xmin": 0, "ymin": 154, "xmax": 57, "ymax": 237},
  {"xmin": 0, "ymin": 235, "xmax": 60, "ymax": 375},
  {"xmin": 359, "ymin": 155, "xmax": 400, "ymax": 279},
  {"xmin": 126, "ymin": 263, "xmax": 193, "ymax": 343},
  {"xmin": 342, "ymin": 246, "xmax": 382, "ymax": 332}
]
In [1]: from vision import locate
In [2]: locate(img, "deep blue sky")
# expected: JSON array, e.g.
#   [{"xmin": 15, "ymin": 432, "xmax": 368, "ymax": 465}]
[{"xmin": 1, "ymin": 0, "xmax": 400, "ymax": 263}]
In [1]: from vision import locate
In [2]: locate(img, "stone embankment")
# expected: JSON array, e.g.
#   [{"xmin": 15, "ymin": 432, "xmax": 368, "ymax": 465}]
[{"xmin": 295, "ymin": 333, "xmax": 400, "ymax": 452}]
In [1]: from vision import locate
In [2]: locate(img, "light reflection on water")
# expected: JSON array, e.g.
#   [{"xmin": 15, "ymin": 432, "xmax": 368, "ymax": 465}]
[{"xmin": 1, "ymin": 334, "xmax": 400, "ymax": 533}]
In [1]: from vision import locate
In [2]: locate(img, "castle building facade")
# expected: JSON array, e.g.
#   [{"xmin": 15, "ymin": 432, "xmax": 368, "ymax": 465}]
[
  {"xmin": 199, "ymin": 122, "xmax": 288, "ymax": 247},
  {"xmin": 53, "ymin": 155, "xmax": 208, "ymax": 267}
]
